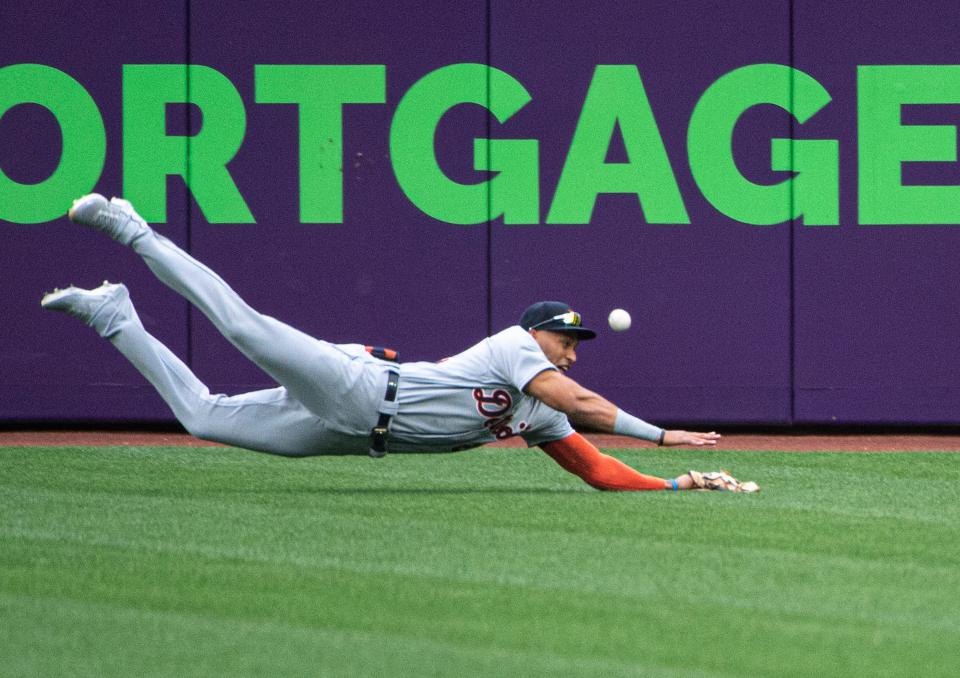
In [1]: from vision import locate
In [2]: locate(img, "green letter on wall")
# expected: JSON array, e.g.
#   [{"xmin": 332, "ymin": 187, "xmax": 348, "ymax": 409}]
[
  {"xmin": 0, "ymin": 64, "xmax": 105, "ymax": 224},
  {"xmin": 859, "ymin": 65, "xmax": 960, "ymax": 225},
  {"xmin": 123, "ymin": 65, "xmax": 252, "ymax": 223},
  {"xmin": 548, "ymin": 65, "xmax": 688, "ymax": 224},
  {"xmin": 391, "ymin": 63, "xmax": 538, "ymax": 225},
  {"xmin": 689, "ymin": 64, "xmax": 838, "ymax": 225},
  {"xmin": 256, "ymin": 65, "xmax": 385, "ymax": 223}
]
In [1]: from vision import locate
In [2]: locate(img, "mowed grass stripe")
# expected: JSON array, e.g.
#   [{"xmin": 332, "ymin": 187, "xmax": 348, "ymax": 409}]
[
  {"xmin": 3, "ymin": 489, "xmax": 958, "ymax": 630},
  {"xmin": 2, "ymin": 446, "xmax": 959, "ymax": 677},
  {"xmin": 3, "ymin": 534, "xmax": 953, "ymax": 678},
  {"xmin": 1, "ymin": 594, "xmax": 724, "ymax": 678}
]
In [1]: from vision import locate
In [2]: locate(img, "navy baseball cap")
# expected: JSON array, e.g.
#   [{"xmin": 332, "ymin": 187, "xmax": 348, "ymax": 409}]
[{"xmin": 519, "ymin": 301, "xmax": 597, "ymax": 340}]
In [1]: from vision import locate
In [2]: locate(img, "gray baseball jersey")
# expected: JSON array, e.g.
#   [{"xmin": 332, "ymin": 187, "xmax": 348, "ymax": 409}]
[{"xmin": 389, "ymin": 326, "xmax": 575, "ymax": 452}]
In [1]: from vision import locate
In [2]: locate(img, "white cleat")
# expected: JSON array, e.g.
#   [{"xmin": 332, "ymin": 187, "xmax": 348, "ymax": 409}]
[
  {"xmin": 68, "ymin": 193, "xmax": 150, "ymax": 246},
  {"xmin": 41, "ymin": 281, "xmax": 135, "ymax": 338}
]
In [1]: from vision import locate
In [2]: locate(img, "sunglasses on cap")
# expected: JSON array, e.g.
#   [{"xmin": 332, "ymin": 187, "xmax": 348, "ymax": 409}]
[{"xmin": 529, "ymin": 311, "xmax": 582, "ymax": 330}]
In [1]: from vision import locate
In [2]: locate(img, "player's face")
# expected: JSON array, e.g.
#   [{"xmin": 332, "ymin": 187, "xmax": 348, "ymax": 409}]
[{"xmin": 531, "ymin": 330, "xmax": 579, "ymax": 372}]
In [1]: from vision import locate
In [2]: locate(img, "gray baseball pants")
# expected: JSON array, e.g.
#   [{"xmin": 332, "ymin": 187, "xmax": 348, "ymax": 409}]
[{"xmin": 103, "ymin": 227, "xmax": 390, "ymax": 456}]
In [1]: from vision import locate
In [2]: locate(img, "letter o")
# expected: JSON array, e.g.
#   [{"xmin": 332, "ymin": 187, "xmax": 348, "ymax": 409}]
[{"xmin": 0, "ymin": 64, "xmax": 106, "ymax": 223}]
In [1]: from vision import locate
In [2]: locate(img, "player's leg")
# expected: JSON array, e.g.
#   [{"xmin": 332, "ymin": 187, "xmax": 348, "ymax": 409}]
[
  {"xmin": 41, "ymin": 282, "xmax": 339, "ymax": 456},
  {"xmin": 66, "ymin": 194, "xmax": 374, "ymax": 420}
]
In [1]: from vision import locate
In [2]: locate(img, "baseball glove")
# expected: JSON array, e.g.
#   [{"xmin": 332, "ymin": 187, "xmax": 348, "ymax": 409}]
[{"xmin": 688, "ymin": 469, "xmax": 760, "ymax": 493}]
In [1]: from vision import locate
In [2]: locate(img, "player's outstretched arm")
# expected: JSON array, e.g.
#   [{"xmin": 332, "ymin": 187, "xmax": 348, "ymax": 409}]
[
  {"xmin": 540, "ymin": 433, "xmax": 711, "ymax": 491},
  {"xmin": 524, "ymin": 370, "xmax": 720, "ymax": 446},
  {"xmin": 540, "ymin": 434, "xmax": 759, "ymax": 492}
]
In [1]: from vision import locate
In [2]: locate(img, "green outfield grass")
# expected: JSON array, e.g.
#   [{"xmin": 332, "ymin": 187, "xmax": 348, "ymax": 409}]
[{"xmin": 1, "ymin": 445, "xmax": 958, "ymax": 677}]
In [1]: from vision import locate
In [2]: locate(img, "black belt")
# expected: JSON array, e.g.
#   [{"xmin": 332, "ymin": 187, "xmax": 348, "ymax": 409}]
[{"xmin": 369, "ymin": 370, "xmax": 399, "ymax": 458}]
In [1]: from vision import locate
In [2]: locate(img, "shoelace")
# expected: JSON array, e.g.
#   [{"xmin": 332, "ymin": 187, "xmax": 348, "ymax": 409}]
[{"xmin": 94, "ymin": 207, "xmax": 125, "ymax": 230}]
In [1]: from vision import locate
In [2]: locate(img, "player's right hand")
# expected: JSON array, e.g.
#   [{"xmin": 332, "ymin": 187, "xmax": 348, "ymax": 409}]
[{"xmin": 662, "ymin": 430, "xmax": 721, "ymax": 446}]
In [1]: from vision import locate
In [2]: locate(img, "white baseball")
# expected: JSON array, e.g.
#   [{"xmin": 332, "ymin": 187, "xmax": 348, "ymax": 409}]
[{"xmin": 608, "ymin": 308, "xmax": 631, "ymax": 332}]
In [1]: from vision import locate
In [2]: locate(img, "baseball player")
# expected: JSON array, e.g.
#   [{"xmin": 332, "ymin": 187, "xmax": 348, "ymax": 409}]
[{"xmin": 41, "ymin": 194, "xmax": 758, "ymax": 493}]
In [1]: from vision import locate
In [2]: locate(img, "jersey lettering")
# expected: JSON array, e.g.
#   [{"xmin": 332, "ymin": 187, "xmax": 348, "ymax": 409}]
[
  {"xmin": 472, "ymin": 388, "xmax": 527, "ymax": 439},
  {"xmin": 473, "ymin": 388, "xmax": 512, "ymax": 417},
  {"xmin": 485, "ymin": 415, "xmax": 515, "ymax": 439}
]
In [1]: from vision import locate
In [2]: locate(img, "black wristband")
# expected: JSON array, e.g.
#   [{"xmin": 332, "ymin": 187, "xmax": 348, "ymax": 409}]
[{"xmin": 657, "ymin": 429, "xmax": 666, "ymax": 446}]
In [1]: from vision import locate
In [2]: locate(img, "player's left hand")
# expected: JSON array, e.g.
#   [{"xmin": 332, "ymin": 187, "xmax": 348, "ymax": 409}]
[{"xmin": 662, "ymin": 430, "xmax": 721, "ymax": 446}]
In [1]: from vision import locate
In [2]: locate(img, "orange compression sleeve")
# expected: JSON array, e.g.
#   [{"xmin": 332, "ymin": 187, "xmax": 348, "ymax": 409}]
[{"xmin": 540, "ymin": 433, "xmax": 667, "ymax": 491}]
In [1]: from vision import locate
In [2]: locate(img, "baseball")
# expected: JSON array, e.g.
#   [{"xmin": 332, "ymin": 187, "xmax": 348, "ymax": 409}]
[{"xmin": 607, "ymin": 308, "xmax": 631, "ymax": 332}]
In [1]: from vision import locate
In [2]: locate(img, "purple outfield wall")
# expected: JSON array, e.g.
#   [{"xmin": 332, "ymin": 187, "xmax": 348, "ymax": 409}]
[
  {"xmin": 2, "ymin": 1, "xmax": 960, "ymax": 427},
  {"xmin": 792, "ymin": 2, "xmax": 960, "ymax": 424},
  {"xmin": 1, "ymin": 2, "xmax": 190, "ymax": 421}
]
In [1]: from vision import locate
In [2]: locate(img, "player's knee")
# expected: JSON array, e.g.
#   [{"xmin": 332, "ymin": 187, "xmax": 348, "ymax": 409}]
[
  {"xmin": 177, "ymin": 409, "xmax": 221, "ymax": 443},
  {"xmin": 180, "ymin": 417, "xmax": 210, "ymax": 441}
]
